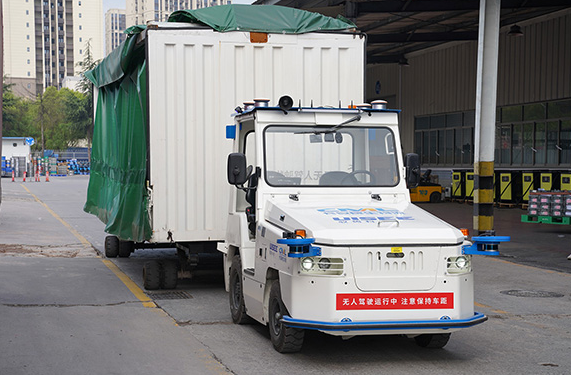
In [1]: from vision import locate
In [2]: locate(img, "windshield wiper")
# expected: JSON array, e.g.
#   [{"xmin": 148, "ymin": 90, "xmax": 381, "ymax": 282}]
[{"xmin": 295, "ymin": 114, "xmax": 361, "ymax": 135}]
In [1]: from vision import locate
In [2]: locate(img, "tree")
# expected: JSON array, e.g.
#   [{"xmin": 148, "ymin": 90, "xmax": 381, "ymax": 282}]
[
  {"xmin": 75, "ymin": 39, "xmax": 100, "ymax": 153},
  {"xmin": 2, "ymin": 78, "xmax": 34, "ymax": 137}
]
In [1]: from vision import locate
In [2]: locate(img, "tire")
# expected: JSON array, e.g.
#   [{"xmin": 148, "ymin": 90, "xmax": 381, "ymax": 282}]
[
  {"xmin": 429, "ymin": 192, "xmax": 441, "ymax": 203},
  {"xmin": 143, "ymin": 261, "xmax": 161, "ymax": 290},
  {"xmin": 268, "ymin": 280, "xmax": 304, "ymax": 353},
  {"xmin": 414, "ymin": 333, "xmax": 451, "ymax": 348},
  {"xmin": 104, "ymin": 236, "xmax": 119, "ymax": 258},
  {"xmin": 118, "ymin": 240, "xmax": 134, "ymax": 258},
  {"xmin": 161, "ymin": 261, "xmax": 178, "ymax": 290},
  {"xmin": 229, "ymin": 256, "xmax": 251, "ymax": 324}
]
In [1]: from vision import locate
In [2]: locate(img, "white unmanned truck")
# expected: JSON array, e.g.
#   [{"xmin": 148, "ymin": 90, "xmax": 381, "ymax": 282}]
[{"xmin": 220, "ymin": 97, "xmax": 508, "ymax": 352}]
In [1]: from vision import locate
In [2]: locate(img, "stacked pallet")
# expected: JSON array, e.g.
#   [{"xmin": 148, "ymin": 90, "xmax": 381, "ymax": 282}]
[{"xmin": 522, "ymin": 191, "xmax": 571, "ymax": 225}]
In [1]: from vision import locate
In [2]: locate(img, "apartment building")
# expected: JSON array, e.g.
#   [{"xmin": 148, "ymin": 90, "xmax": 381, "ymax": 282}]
[
  {"xmin": 105, "ymin": 8, "xmax": 126, "ymax": 55},
  {"xmin": 126, "ymin": 0, "xmax": 230, "ymax": 28},
  {"xmin": 2, "ymin": 0, "xmax": 103, "ymax": 98}
]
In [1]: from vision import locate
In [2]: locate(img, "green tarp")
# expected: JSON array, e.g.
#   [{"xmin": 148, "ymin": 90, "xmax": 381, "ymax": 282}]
[
  {"xmin": 168, "ymin": 4, "xmax": 356, "ymax": 33},
  {"xmin": 83, "ymin": 5, "xmax": 356, "ymax": 242}
]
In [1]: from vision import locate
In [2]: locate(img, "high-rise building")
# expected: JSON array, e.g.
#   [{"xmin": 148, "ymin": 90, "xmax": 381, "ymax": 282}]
[
  {"xmin": 105, "ymin": 8, "xmax": 126, "ymax": 56},
  {"xmin": 2, "ymin": 0, "xmax": 103, "ymax": 98},
  {"xmin": 126, "ymin": 0, "xmax": 230, "ymax": 28}
]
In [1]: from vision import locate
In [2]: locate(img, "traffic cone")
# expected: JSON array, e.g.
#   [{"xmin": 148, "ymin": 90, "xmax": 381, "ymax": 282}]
[
  {"xmin": 12, "ymin": 170, "xmax": 14, "ymax": 182},
  {"xmin": 23, "ymin": 171, "xmax": 26, "ymax": 182},
  {"xmin": 45, "ymin": 172, "xmax": 50, "ymax": 182}
]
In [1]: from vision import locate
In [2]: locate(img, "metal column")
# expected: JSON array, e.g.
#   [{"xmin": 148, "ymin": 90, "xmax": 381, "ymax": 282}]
[{"xmin": 473, "ymin": 0, "xmax": 501, "ymax": 234}]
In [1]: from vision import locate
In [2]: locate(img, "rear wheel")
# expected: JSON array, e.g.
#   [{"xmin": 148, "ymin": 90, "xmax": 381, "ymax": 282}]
[
  {"xmin": 118, "ymin": 240, "xmax": 134, "ymax": 258},
  {"xmin": 161, "ymin": 261, "xmax": 178, "ymax": 289},
  {"xmin": 429, "ymin": 192, "xmax": 441, "ymax": 203},
  {"xmin": 414, "ymin": 333, "xmax": 451, "ymax": 348},
  {"xmin": 104, "ymin": 236, "xmax": 119, "ymax": 258},
  {"xmin": 229, "ymin": 256, "xmax": 250, "ymax": 324},
  {"xmin": 268, "ymin": 280, "xmax": 304, "ymax": 353},
  {"xmin": 143, "ymin": 261, "xmax": 161, "ymax": 290}
]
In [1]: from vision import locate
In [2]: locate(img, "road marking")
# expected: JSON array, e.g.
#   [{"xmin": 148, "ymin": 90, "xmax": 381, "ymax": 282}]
[
  {"xmin": 21, "ymin": 184, "xmax": 93, "ymax": 249},
  {"xmin": 102, "ymin": 260, "xmax": 157, "ymax": 308},
  {"xmin": 489, "ymin": 257, "xmax": 571, "ymax": 278},
  {"xmin": 20, "ymin": 184, "xmax": 156, "ymax": 308},
  {"xmin": 475, "ymin": 301, "xmax": 508, "ymax": 314}
]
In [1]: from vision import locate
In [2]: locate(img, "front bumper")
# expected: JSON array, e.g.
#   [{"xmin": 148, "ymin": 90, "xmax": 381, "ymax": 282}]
[{"xmin": 281, "ymin": 312, "xmax": 487, "ymax": 332}]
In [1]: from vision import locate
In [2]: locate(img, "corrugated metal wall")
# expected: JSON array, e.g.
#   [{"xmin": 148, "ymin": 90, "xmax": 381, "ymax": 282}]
[{"xmin": 367, "ymin": 10, "xmax": 571, "ymax": 153}]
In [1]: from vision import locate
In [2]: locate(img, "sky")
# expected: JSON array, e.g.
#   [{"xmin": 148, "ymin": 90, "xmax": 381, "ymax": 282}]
[{"xmin": 103, "ymin": 0, "xmax": 254, "ymax": 13}]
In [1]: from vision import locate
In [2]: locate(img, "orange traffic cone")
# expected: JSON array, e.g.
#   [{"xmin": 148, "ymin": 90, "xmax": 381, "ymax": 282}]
[
  {"xmin": 23, "ymin": 171, "xmax": 26, "ymax": 182},
  {"xmin": 12, "ymin": 170, "xmax": 14, "ymax": 182},
  {"xmin": 46, "ymin": 173, "xmax": 50, "ymax": 182}
]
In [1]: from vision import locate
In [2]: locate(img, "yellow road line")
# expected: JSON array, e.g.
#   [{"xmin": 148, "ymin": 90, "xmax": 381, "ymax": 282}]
[
  {"xmin": 102, "ymin": 260, "xmax": 157, "ymax": 308},
  {"xmin": 21, "ymin": 184, "xmax": 156, "ymax": 308},
  {"xmin": 21, "ymin": 184, "xmax": 92, "ymax": 248}
]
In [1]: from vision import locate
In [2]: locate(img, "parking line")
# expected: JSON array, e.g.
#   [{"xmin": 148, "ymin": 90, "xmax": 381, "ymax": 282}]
[
  {"xmin": 21, "ymin": 184, "xmax": 156, "ymax": 309},
  {"xmin": 102, "ymin": 260, "xmax": 157, "ymax": 308}
]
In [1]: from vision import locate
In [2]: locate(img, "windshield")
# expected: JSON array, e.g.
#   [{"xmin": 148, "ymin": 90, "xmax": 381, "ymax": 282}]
[{"xmin": 264, "ymin": 125, "xmax": 399, "ymax": 187}]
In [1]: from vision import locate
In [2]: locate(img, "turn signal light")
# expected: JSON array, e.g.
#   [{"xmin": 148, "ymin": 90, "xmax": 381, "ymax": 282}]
[
  {"xmin": 460, "ymin": 228, "xmax": 469, "ymax": 237},
  {"xmin": 295, "ymin": 229, "xmax": 306, "ymax": 238}
]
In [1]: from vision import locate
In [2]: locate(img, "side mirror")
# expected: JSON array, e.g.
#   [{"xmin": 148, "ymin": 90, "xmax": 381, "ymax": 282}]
[
  {"xmin": 227, "ymin": 153, "xmax": 249, "ymax": 185},
  {"xmin": 404, "ymin": 153, "xmax": 421, "ymax": 188}
]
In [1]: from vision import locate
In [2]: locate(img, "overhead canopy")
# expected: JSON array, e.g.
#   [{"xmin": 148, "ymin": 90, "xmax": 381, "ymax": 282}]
[
  {"xmin": 254, "ymin": 0, "xmax": 571, "ymax": 63},
  {"xmin": 168, "ymin": 4, "xmax": 356, "ymax": 33}
]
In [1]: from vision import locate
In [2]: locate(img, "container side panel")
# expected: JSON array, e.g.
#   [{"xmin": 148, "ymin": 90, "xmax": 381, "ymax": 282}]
[{"xmin": 147, "ymin": 30, "xmax": 364, "ymax": 243}]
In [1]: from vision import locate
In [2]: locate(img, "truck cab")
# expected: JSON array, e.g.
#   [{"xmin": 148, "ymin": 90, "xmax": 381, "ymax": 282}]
[{"xmin": 219, "ymin": 98, "xmax": 492, "ymax": 352}]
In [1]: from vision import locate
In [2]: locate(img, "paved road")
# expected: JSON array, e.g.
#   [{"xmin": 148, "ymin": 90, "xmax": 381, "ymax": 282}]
[{"xmin": 1, "ymin": 176, "xmax": 570, "ymax": 374}]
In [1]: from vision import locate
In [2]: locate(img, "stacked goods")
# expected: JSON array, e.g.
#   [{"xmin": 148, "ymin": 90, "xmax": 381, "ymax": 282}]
[
  {"xmin": 527, "ymin": 191, "xmax": 571, "ymax": 217},
  {"xmin": 67, "ymin": 159, "xmax": 90, "ymax": 175}
]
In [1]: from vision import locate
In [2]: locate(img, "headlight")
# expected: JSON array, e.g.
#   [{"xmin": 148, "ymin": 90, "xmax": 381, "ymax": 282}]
[
  {"xmin": 455, "ymin": 256, "xmax": 468, "ymax": 269},
  {"xmin": 301, "ymin": 257, "xmax": 314, "ymax": 271},
  {"xmin": 447, "ymin": 255, "xmax": 472, "ymax": 274},
  {"xmin": 300, "ymin": 257, "xmax": 343, "ymax": 276}
]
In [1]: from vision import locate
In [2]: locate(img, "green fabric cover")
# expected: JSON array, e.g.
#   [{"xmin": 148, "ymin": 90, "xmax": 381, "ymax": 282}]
[
  {"xmin": 84, "ymin": 5, "xmax": 355, "ymax": 242},
  {"xmin": 84, "ymin": 33, "xmax": 151, "ymax": 242},
  {"xmin": 168, "ymin": 4, "xmax": 356, "ymax": 33}
]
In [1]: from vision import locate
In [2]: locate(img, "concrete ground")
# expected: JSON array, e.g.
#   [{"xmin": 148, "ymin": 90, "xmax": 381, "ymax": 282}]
[{"xmin": 1, "ymin": 176, "xmax": 570, "ymax": 374}]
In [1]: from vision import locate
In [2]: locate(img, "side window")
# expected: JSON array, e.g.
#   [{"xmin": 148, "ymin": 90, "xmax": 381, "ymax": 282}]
[{"xmin": 236, "ymin": 131, "xmax": 256, "ymax": 212}]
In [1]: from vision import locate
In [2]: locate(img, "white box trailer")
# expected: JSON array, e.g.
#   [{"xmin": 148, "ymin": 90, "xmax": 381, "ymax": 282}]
[
  {"xmin": 84, "ymin": 5, "xmax": 364, "ymax": 289},
  {"xmin": 146, "ymin": 26, "xmax": 365, "ymax": 244}
]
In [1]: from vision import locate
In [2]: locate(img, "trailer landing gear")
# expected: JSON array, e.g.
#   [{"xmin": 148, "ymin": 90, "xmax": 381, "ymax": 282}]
[{"xmin": 143, "ymin": 260, "xmax": 178, "ymax": 290}]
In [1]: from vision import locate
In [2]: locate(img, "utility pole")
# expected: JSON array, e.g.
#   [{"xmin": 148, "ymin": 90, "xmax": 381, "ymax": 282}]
[{"xmin": 473, "ymin": 0, "xmax": 501, "ymax": 234}]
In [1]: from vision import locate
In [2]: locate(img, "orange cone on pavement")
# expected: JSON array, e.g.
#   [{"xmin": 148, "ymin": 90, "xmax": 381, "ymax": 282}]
[
  {"xmin": 12, "ymin": 170, "xmax": 15, "ymax": 182},
  {"xmin": 23, "ymin": 171, "xmax": 26, "ymax": 182}
]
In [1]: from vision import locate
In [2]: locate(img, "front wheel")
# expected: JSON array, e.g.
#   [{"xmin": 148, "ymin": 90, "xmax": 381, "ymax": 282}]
[
  {"xmin": 104, "ymin": 236, "xmax": 119, "ymax": 258},
  {"xmin": 229, "ymin": 256, "xmax": 250, "ymax": 324},
  {"xmin": 414, "ymin": 333, "xmax": 451, "ymax": 348},
  {"xmin": 268, "ymin": 280, "xmax": 304, "ymax": 353}
]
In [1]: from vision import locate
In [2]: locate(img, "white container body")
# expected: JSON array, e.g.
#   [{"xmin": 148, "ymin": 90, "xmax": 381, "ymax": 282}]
[{"xmin": 145, "ymin": 25, "xmax": 365, "ymax": 243}]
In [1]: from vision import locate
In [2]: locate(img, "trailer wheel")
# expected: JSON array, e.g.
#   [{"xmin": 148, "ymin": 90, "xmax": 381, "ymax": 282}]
[
  {"xmin": 414, "ymin": 333, "xmax": 451, "ymax": 348},
  {"xmin": 268, "ymin": 280, "xmax": 304, "ymax": 353},
  {"xmin": 429, "ymin": 192, "xmax": 441, "ymax": 203},
  {"xmin": 229, "ymin": 256, "xmax": 251, "ymax": 324},
  {"xmin": 104, "ymin": 236, "xmax": 119, "ymax": 258},
  {"xmin": 118, "ymin": 241, "xmax": 134, "ymax": 258},
  {"xmin": 161, "ymin": 261, "xmax": 178, "ymax": 289},
  {"xmin": 143, "ymin": 261, "xmax": 161, "ymax": 290}
]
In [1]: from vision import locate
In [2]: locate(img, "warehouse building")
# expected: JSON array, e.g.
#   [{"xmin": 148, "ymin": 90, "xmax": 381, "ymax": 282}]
[{"xmin": 256, "ymin": 1, "xmax": 571, "ymax": 198}]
